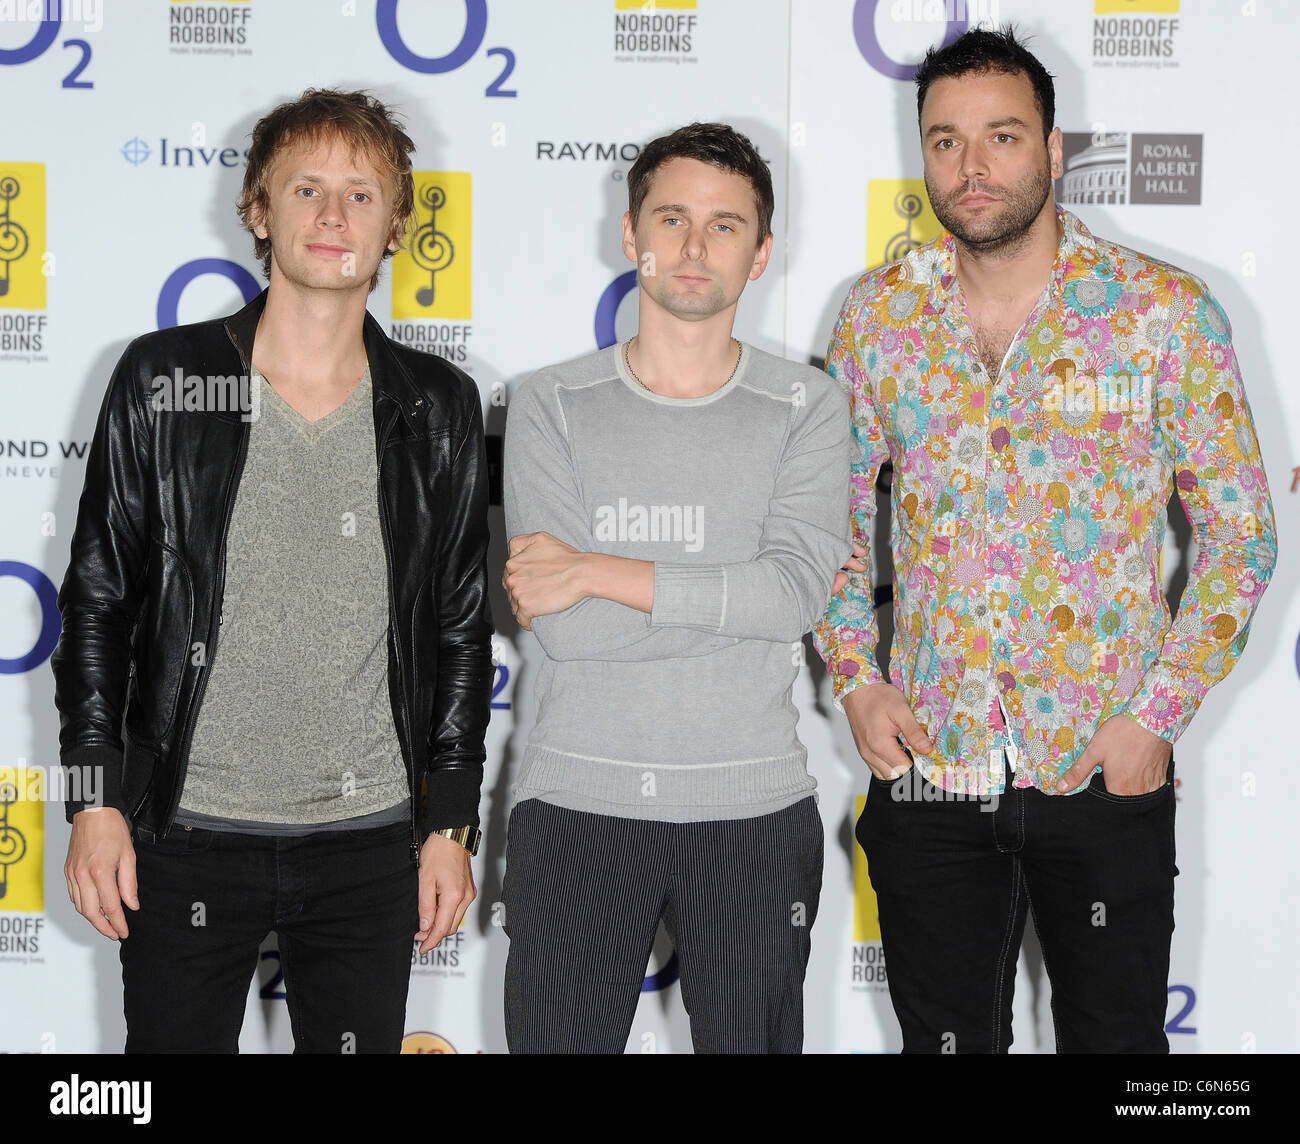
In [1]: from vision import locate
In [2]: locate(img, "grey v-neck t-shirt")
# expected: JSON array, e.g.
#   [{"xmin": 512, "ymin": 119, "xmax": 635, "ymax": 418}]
[{"xmin": 176, "ymin": 367, "xmax": 409, "ymax": 831}]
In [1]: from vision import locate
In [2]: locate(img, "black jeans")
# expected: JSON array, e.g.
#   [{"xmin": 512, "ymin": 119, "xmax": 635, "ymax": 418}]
[
  {"xmin": 120, "ymin": 820, "xmax": 418, "ymax": 1053},
  {"xmin": 859, "ymin": 760, "xmax": 1177, "ymax": 1053}
]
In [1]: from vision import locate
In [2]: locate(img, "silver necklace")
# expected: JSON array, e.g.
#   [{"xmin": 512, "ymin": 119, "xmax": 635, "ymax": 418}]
[{"xmin": 623, "ymin": 336, "xmax": 741, "ymax": 395}]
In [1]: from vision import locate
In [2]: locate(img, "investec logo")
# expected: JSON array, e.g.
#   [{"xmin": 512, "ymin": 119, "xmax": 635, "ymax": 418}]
[
  {"xmin": 119, "ymin": 136, "xmax": 250, "ymax": 170},
  {"xmin": 1057, "ymin": 131, "xmax": 1202, "ymax": 206},
  {"xmin": 168, "ymin": 0, "xmax": 252, "ymax": 56},
  {"xmin": 1092, "ymin": 0, "xmax": 1180, "ymax": 67},
  {"xmin": 0, "ymin": 768, "xmax": 46, "ymax": 965},
  {"xmin": 614, "ymin": 0, "xmax": 698, "ymax": 64},
  {"xmin": 866, "ymin": 178, "xmax": 942, "ymax": 271},
  {"xmin": 390, "ymin": 171, "xmax": 472, "ymax": 366},
  {"xmin": 850, "ymin": 795, "xmax": 887, "ymax": 991},
  {"xmin": 0, "ymin": 161, "xmax": 48, "ymax": 364}
]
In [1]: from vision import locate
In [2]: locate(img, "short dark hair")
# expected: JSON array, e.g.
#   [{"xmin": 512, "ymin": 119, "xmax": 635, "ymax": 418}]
[
  {"xmin": 626, "ymin": 122, "xmax": 774, "ymax": 245},
  {"xmin": 914, "ymin": 25, "xmax": 1055, "ymax": 142},
  {"xmin": 238, "ymin": 88, "xmax": 416, "ymax": 290}
]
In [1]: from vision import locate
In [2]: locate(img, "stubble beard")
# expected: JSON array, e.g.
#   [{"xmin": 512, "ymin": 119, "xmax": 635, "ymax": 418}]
[{"xmin": 926, "ymin": 158, "xmax": 1053, "ymax": 256}]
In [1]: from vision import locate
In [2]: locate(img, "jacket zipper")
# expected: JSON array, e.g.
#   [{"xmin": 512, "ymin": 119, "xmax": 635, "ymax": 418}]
[
  {"xmin": 161, "ymin": 419, "xmax": 250, "ymax": 836},
  {"xmin": 375, "ymin": 399, "xmax": 422, "ymax": 866}
]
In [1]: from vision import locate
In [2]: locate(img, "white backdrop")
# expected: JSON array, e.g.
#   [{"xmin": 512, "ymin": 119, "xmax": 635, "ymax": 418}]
[{"xmin": 0, "ymin": 0, "xmax": 1295, "ymax": 1054}]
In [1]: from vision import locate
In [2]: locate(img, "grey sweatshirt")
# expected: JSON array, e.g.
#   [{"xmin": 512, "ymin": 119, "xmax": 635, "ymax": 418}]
[{"xmin": 502, "ymin": 341, "xmax": 852, "ymax": 822}]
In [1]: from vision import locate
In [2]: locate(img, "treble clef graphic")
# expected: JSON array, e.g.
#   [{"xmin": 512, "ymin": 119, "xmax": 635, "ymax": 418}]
[
  {"xmin": 0, "ymin": 176, "xmax": 31, "ymax": 298},
  {"xmin": 410, "ymin": 183, "xmax": 454, "ymax": 308},
  {"xmin": 883, "ymin": 189, "xmax": 924, "ymax": 263},
  {"xmin": 0, "ymin": 781, "xmax": 28, "ymax": 901}
]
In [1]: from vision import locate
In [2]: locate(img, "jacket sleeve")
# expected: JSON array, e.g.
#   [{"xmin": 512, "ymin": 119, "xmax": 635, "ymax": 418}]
[
  {"xmin": 503, "ymin": 372, "xmax": 739, "ymax": 662},
  {"xmin": 50, "ymin": 339, "xmax": 152, "ymax": 821},
  {"xmin": 812, "ymin": 285, "xmax": 891, "ymax": 708},
  {"xmin": 424, "ymin": 379, "xmax": 495, "ymax": 834},
  {"xmin": 1124, "ymin": 281, "xmax": 1278, "ymax": 741},
  {"xmin": 648, "ymin": 376, "xmax": 853, "ymax": 644}
]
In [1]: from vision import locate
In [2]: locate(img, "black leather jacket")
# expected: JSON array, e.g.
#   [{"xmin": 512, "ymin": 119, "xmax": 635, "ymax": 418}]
[{"xmin": 50, "ymin": 290, "xmax": 493, "ymax": 852}]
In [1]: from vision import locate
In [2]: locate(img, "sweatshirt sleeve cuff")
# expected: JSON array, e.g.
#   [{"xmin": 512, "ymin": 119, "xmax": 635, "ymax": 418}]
[{"xmin": 650, "ymin": 565, "xmax": 726, "ymax": 630}]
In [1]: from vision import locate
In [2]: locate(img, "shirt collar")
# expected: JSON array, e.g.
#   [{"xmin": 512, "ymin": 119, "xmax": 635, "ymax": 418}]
[{"xmin": 931, "ymin": 205, "xmax": 1096, "ymax": 310}]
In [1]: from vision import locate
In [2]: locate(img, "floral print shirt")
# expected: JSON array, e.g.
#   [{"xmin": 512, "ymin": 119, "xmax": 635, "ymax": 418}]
[{"xmin": 814, "ymin": 208, "xmax": 1277, "ymax": 795}]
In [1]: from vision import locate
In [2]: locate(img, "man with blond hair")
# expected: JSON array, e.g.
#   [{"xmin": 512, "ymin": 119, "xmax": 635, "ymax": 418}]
[{"xmin": 53, "ymin": 89, "xmax": 492, "ymax": 1052}]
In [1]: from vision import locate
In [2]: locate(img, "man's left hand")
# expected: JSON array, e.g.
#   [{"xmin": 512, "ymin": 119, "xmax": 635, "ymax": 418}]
[
  {"xmin": 415, "ymin": 833, "xmax": 476, "ymax": 954},
  {"xmin": 1055, "ymin": 714, "xmax": 1173, "ymax": 795},
  {"xmin": 504, "ymin": 532, "xmax": 587, "ymax": 629}
]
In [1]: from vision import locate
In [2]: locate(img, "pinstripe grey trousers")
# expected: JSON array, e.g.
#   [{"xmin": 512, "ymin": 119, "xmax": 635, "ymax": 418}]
[{"xmin": 502, "ymin": 796, "xmax": 823, "ymax": 1053}]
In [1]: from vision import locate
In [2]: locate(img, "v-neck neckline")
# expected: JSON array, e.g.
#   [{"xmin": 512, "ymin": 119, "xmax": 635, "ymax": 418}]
[{"xmin": 255, "ymin": 366, "xmax": 370, "ymax": 441}]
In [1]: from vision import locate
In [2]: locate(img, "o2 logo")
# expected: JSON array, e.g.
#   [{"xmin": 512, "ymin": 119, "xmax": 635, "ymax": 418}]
[
  {"xmin": 594, "ymin": 270, "xmax": 637, "ymax": 349},
  {"xmin": 642, "ymin": 926, "xmax": 680, "ymax": 992},
  {"xmin": 642, "ymin": 952, "xmax": 679, "ymax": 993},
  {"xmin": 259, "ymin": 947, "xmax": 286, "ymax": 1001},
  {"xmin": 0, "ymin": 561, "xmax": 61, "ymax": 674},
  {"xmin": 376, "ymin": 0, "xmax": 516, "ymax": 97},
  {"xmin": 852, "ymin": 0, "xmax": 966, "ymax": 82},
  {"xmin": 491, "ymin": 663, "xmax": 510, "ymax": 710},
  {"xmin": 0, "ymin": 8, "xmax": 94, "ymax": 89},
  {"xmin": 157, "ymin": 258, "xmax": 260, "ymax": 330},
  {"xmin": 1166, "ymin": 984, "xmax": 1197, "ymax": 1036}
]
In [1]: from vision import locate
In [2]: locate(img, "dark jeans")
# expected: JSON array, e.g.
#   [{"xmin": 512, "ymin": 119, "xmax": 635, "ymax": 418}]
[
  {"xmin": 120, "ymin": 820, "xmax": 418, "ymax": 1053},
  {"xmin": 503, "ymin": 797, "xmax": 824, "ymax": 1054},
  {"xmin": 859, "ymin": 760, "xmax": 1177, "ymax": 1054}
]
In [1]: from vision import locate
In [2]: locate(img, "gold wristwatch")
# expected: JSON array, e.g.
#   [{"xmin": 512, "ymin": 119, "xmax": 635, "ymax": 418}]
[{"xmin": 433, "ymin": 825, "xmax": 482, "ymax": 856}]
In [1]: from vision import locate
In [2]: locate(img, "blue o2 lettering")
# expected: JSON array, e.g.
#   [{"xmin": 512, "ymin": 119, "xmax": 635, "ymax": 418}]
[
  {"xmin": 490, "ymin": 663, "xmax": 511, "ymax": 710},
  {"xmin": 1165, "ymin": 984, "xmax": 1197, "ymax": 1035},
  {"xmin": 376, "ymin": 0, "xmax": 515, "ymax": 96},
  {"xmin": 156, "ymin": 259, "xmax": 260, "ymax": 331},
  {"xmin": 0, "ymin": 561, "xmax": 61, "ymax": 674},
  {"xmin": 0, "ymin": 11, "xmax": 94, "ymax": 89}
]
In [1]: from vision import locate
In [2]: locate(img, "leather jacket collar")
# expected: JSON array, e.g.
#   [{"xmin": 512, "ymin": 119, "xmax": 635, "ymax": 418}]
[{"xmin": 222, "ymin": 288, "xmax": 430, "ymax": 436}]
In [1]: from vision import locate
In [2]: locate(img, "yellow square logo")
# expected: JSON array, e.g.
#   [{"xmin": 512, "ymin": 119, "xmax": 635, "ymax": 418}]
[
  {"xmin": 866, "ymin": 178, "xmax": 942, "ymax": 272},
  {"xmin": 852, "ymin": 794, "xmax": 880, "ymax": 942},
  {"xmin": 392, "ymin": 172, "xmax": 471, "ymax": 321},
  {"xmin": 1095, "ymin": 0, "xmax": 1177, "ymax": 11},
  {"xmin": 0, "ymin": 769, "xmax": 44, "ymax": 913},
  {"xmin": 0, "ymin": 163, "xmax": 46, "ymax": 311}
]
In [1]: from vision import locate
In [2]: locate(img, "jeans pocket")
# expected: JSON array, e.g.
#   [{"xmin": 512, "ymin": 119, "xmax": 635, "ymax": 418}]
[{"xmin": 1084, "ymin": 758, "xmax": 1175, "ymax": 804}]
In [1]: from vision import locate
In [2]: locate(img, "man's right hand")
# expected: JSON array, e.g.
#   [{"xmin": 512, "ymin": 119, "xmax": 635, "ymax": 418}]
[
  {"xmin": 843, "ymin": 682, "xmax": 933, "ymax": 780},
  {"xmin": 65, "ymin": 807, "xmax": 138, "ymax": 941}
]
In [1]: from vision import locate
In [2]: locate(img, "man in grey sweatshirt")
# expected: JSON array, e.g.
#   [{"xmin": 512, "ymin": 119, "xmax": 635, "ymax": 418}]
[{"xmin": 501, "ymin": 122, "xmax": 853, "ymax": 1053}]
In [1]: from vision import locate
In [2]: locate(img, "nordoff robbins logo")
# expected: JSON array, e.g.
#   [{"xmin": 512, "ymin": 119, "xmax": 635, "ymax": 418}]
[
  {"xmin": 593, "ymin": 497, "xmax": 704, "ymax": 553},
  {"xmin": 150, "ymin": 369, "xmax": 260, "ymax": 421},
  {"xmin": 49, "ymin": 1075, "xmax": 151, "ymax": 1125}
]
